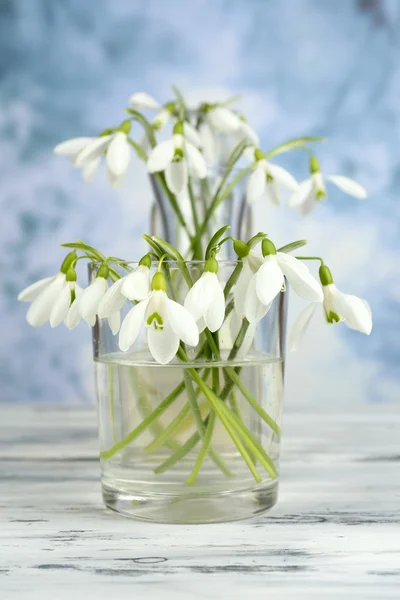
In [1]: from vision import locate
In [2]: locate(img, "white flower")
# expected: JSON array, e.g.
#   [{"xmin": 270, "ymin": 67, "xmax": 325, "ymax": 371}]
[
  {"xmin": 121, "ymin": 263, "xmax": 152, "ymax": 301},
  {"xmin": 78, "ymin": 267, "xmax": 120, "ymax": 335},
  {"xmin": 234, "ymin": 246, "xmax": 263, "ymax": 318},
  {"xmin": 199, "ymin": 106, "xmax": 242, "ymax": 164},
  {"xmin": 289, "ymin": 269, "xmax": 372, "ymax": 350},
  {"xmin": 184, "ymin": 259, "xmax": 226, "ymax": 333},
  {"xmin": 288, "ymin": 157, "xmax": 367, "ymax": 215},
  {"xmin": 245, "ymin": 148, "xmax": 299, "ymax": 205},
  {"xmin": 19, "ymin": 272, "xmax": 67, "ymax": 327},
  {"xmin": 238, "ymin": 240, "xmax": 323, "ymax": 324},
  {"xmin": 119, "ymin": 273, "xmax": 199, "ymax": 364},
  {"xmin": 129, "ymin": 92, "xmax": 161, "ymax": 111},
  {"xmin": 219, "ymin": 311, "xmax": 257, "ymax": 358},
  {"xmin": 55, "ymin": 125, "xmax": 132, "ymax": 189},
  {"xmin": 147, "ymin": 124, "xmax": 207, "ymax": 194}
]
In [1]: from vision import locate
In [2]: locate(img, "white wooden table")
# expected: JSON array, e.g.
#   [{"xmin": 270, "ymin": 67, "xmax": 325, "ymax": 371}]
[{"xmin": 1, "ymin": 404, "xmax": 399, "ymax": 599}]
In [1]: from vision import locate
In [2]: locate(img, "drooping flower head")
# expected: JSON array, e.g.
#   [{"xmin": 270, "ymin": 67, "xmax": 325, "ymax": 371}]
[
  {"xmin": 184, "ymin": 257, "xmax": 225, "ymax": 333},
  {"xmin": 288, "ymin": 156, "xmax": 367, "ymax": 215},
  {"xmin": 246, "ymin": 147, "xmax": 299, "ymax": 205},
  {"xmin": 119, "ymin": 271, "xmax": 199, "ymax": 364}
]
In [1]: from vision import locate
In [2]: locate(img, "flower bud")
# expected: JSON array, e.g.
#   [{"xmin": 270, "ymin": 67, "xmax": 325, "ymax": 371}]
[
  {"xmin": 310, "ymin": 156, "xmax": 320, "ymax": 174},
  {"xmin": 233, "ymin": 240, "xmax": 250, "ymax": 258},
  {"xmin": 204, "ymin": 257, "xmax": 218, "ymax": 274},
  {"xmin": 152, "ymin": 272, "xmax": 167, "ymax": 291},
  {"xmin": 119, "ymin": 120, "xmax": 132, "ymax": 135},
  {"xmin": 173, "ymin": 121, "xmax": 184, "ymax": 136},
  {"xmin": 319, "ymin": 265, "xmax": 334, "ymax": 286},
  {"xmin": 254, "ymin": 148, "xmax": 264, "ymax": 162},
  {"xmin": 164, "ymin": 101, "xmax": 176, "ymax": 114},
  {"xmin": 97, "ymin": 263, "xmax": 110, "ymax": 280},
  {"xmin": 139, "ymin": 254, "xmax": 152, "ymax": 269},
  {"xmin": 261, "ymin": 239, "xmax": 277, "ymax": 257},
  {"xmin": 66, "ymin": 267, "xmax": 77, "ymax": 282},
  {"xmin": 60, "ymin": 250, "xmax": 77, "ymax": 274}
]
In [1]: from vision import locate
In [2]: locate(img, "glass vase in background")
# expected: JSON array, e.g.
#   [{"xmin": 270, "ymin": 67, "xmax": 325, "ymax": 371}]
[{"xmin": 91, "ymin": 261, "xmax": 287, "ymax": 524}]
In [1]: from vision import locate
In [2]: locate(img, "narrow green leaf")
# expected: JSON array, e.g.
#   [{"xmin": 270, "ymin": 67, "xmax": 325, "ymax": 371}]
[
  {"xmin": 205, "ymin": 225, "xmax": 230, "ymax": 260},
  {"xmin": 142, "ymin": 234, "xmax": 164, "ymax": 259},
  {"xmin": 264, "ymin": 136, "xmax": 326, "ymax": 159},
  {"xmin": 247, "ymin": 232, "xmax": 267, "ymax": 248},
  {"xmin": 125, "ymin": 109, "xmax": 157, "ymax": 147},
  {"xmin": 127, "ymin": 138, "xmax": 147, "ymax": 161},
  {"xmin": 278, "ymin": 240, "xmax": 308, "ymax": 253}
]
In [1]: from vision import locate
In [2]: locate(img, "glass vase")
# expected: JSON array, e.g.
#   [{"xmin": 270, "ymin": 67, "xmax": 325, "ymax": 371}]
[{"xmin": 92, "ymin": 261, "xmax": 287, "ymax": 524}]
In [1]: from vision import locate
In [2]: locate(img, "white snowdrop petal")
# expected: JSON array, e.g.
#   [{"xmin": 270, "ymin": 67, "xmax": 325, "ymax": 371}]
[
  {"xmin": 147, "ymin": 139, "xmax": 175, "ymax": 173},
  {"xmin": 332, "ymin": 290, "xmax": 372, "ymax": 335},
  {"xmin": 26, "ymin": 274, "xmax": 66, "ymax": 327},
  {"xmin": 79, "ymin": 278, "xmax": 108, "ymax": 320},
  {"xmin": 184, "ymin": 122, "xmax": 202, "ymax": 147},
  {"xmin": 129, "ymin": 92, "xmax": 161, "ymax": 111},
  {"xmin": 185, "ymin": 143, "xmax": 208, "ymax": 179},
  {"xmin": 147, "ymin": 323, "xmax": 180, "ymax": 365},
  {"xmin": 65, "ymin": 296, "xmax": 82, "ymax": 330},
  {"xmin": 244, "ymin": 274, "xmax": 273, "ymax": 323},
  {"xmin": 289, "ymin": 303, "xmax": 318, "ymax": 352},
  {"xmin": 75, "ymin": 135, "xmax": 112, "ymax": 167},
  {"xmin": 49, "ymin": 285, "xmax": 72, "ymax": 328},
  {"xmin": 106, "ymin": 132, "xmax": 130, "ymax": 178},
  {"xmin": 234, "ymin": 263, "xmax": 253, "ymax": 317},
  {"xmin": 208, "ymin": 107, "xmax": 241, "ymax": 132},
  {"xmin": 166, "ymin": 299, "xmax": 199, "ymax": 347},
  {"xmin": 54, "ymin": 137, "xmax": 94, "ymax": 156},
  {"xmin": 264, "ymin": 180, "xmax": 281, "ymax": 205},
  {"xmin": 119, "ymin": 299, "xmax": 149, "ymax": 352},
  {"xmin": 107, "ymin": 169, "xmax": 125, "ymax": 190},
  {"xmin": 199, "ymin": 122, "xmax": 219, "ymax": 164},
  {"xmin": 82, "ymin": 158, "xmax": 100, "ymax": 184},
  {"xmin": 18, "ymin": 276, "xmax": 55, "ymax": 302},
  {"xmin": 287, "ymin": 179, "xmax": 314, "ymax": 207},
  {"xmin": 184, "ymin": 278, "xmax": 208, "ymax": 321},
  {"xmin": 276, "ymin": 253, "xmax": 323, "ymax": 302},
  {"xmin": 255, "ymin": 259, "xmax": 284, "ymax": 306},
  {"xmin": 121, "ymin": 266, "xmax": 151, "ymax": 302},
  {"xmin": 246, "ymin": 164, "xmax": 266, "ymax": 204},
  {"xmin": 267, "ymin": 164, "xmax": 299, "ymax": 192},
  {"xmin": 239, "ymin": 122, "xmax": 259, "ymax": 147},
  {"xmin": 204, "ymin": 275, "xmax": 225, "ymax": 332},
  {"xmin": 326, "ymin": 175, "xmax": 367, "ymax": 199},
  {"xmin": 98, "ymin": 278, "xmax": 127, "ymax": 318},
  {"xmin": 108, "ymin": 311, "xmax": 121, "ymax": 335},
  {"xmin": 165, "ymin": 160, "xmax": 188, "ymax": 194}
]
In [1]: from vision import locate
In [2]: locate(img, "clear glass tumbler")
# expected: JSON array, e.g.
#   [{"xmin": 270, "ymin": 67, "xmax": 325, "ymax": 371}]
[{"xmin": 92, "ymin": 261, "xmax": 287, "ymax": 523}]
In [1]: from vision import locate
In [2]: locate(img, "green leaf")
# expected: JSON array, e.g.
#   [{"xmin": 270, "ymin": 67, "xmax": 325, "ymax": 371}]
[
  {"xmin": 277, "ymin": 240, "xmax": 308, "ymax": 253},
  {"xmin": 125, "ymin": 109, "xmax": 157, "ymax": 147},
  {"xmin": 152, "ymin": 236, "xmax": 193, "ymax": 287},
  {"xmin": 205, "ymin": 225, "xmax": 230, "ymax": 260},
  {"xmin": 171, "ymin": 85, "xmax": 186, "ymax": 121},
  {"xmin": 127, "ymin": 138, "xmax": 147, "ymax": 161},
  {"xmin": 142, "ymin": 234, "xmax": 164, "ymax": 258},
  {"xmin": 247, "ymin": 232, "xmax": 267, "ymax": 248},
  {"xmin": 220, "ymin": 94, "xmax": 241, "ymax": 107},
  {"xmin": 264, "ymin": 136, "xmax": 326, "ymax": 159},
  {"xmin": 226, "ymin": 139, "xmax": 249, "ymax": 169},
  {"xmin": 61, "ymin": 241, "xmax": 105, "ymax": 261}
]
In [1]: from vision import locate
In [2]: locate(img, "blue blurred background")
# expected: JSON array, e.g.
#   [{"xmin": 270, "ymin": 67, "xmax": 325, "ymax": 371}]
[{"xmin": 2, "ymin": 0, "xmax": 399, "ymax": 405}]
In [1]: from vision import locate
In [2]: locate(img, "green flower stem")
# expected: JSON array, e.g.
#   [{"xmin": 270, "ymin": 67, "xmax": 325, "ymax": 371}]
[
  {"xmin": 229, "ymin": 390, "xmax": 240, "ymax": 417},
  {"xmin": 155, "ymin": 171, "xmax": 191, "ymax": 238},
  {"xmin": 145, "ymin": 403, "xmax": 191, "ymax": 453},
  {"xmin": 154, "ymin": 428, "xmax": 203, "ymax": 474},
  {"xmin": 108, "ymin": 364, "xmax": 117, "ymax": 444},
  {"xmin": 186, "ymin": 411, "xmax": 217, "ymax": 485},
  {"xmin": 99, "ymin": 381, "xmax": 185, "ymax": 460},
  {"xmin": 187, "ymin": 174, "xmax": 203, "ymax": 260}
]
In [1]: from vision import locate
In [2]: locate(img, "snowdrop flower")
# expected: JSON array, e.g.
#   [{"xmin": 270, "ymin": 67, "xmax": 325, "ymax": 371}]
[
  {"xmin": 289, "ymin": 265, "xmax": 372, "ymax": 350},
  {"xmin": 288, "ymin": 156, "xmax": 367, "ymax": 215},
  {"xmin": 219, "ymin": 310, "xmax": 257, "ymax": 358},
  {"xmin": 199, "ymin": 104, "xmax": 242, "ymax": 164},
  {"xmin": 78, "ymin": 264, "xmax": 120, "ymax": 335},
  {"xmin": 236, "ymin": 239, "xmax": 323, "ymax": 323},
  {"xmin": 119, "ymin": 272, "xmax": 199, "ymax": 364},
  {"xmin": 55, "ymin": 121, "xmax": 132, "ymax": 189},
  {"xmin": 233, "ymin": 241, "xmax": 263, "ymax": 318},
  {"xmin": 184, "ymin": 257, "xmax": 225, "ymax": 333},
  {"xmin": 129, "ymin": 92, "xmax": 162, "ymax": 111},
  {"xmin": 147, "ymin": 122, "xmax": 207, "ymax": 195},
  {"xmin": 245, "ymin": 148, "xmax": 299, "ymax": 205},
  {"xmin": 18, "ymin": 251, "xmax": 77, "ymax": 327}
]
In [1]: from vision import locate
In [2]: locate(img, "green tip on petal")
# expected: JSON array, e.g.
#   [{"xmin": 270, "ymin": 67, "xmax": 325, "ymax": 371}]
[
  {"xmin": 261, "ymin": 238, "xmax": 277, "ymax": 257},
  {"xmin": 205, "ymin": 257, "xmax": 218, "ymax": 274},
  {"xmin": 310, "ymin": 156, "xmax": 320, "ymax": 174},
  {"xmin": 66, "ymin": 267, "xmax": 77, "ymax": 282},
  {"xmin": 119, "ymin": 120, "xmax": 131, "ymax": 134},
  {"xmin": 139, "ymin": 254, "xmax": 152, "ymax": 269},
  {"xmin": 233, "ymin": 239, "xmax": 250, "ymax": 258},
  {"xmin": 319, "ymin": 265, "xmax": 334, "ymax": 286},
  {"xmin": 152, "ymin": 271, "xmax": 167, "ymax": 291},
  {"xmin": 254, "ymin": 148, "xmax": 264, "ymax": 162},
  {"xmin": 60, "ymin": 250, "xmax": 77, "ymax": 274},
  {"xmin": 173, "ymin": 121, "xmax": 184, "ymax": 135},
  {"xmin": 326, "ymin": 310, "xmax": 341, "ymax": 324},
  {"xmin": 97, "ymin": 263, "xmax": 110, "ymax": 280}
]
